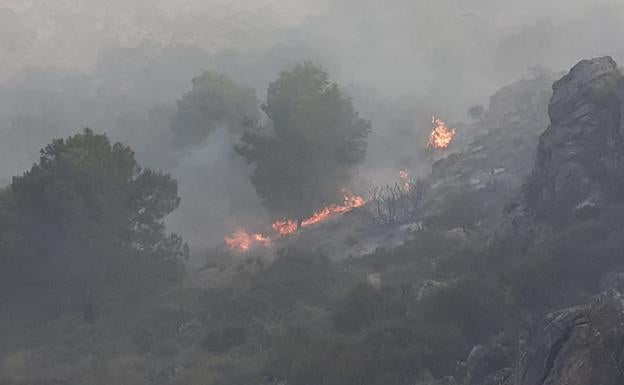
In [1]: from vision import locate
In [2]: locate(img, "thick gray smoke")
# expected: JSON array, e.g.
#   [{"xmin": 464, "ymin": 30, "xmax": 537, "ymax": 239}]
[
  {"xmin": 166, "ymin": 126, "xmax": 268, "ymax": 257},
  {"xmin": 0, "ymin": 0, "xmax": 623, "ymax": 252}
]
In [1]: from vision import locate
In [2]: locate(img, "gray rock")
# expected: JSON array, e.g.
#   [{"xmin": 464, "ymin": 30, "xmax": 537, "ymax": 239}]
[
  {"xmin": 463, "ymin": 345, "xmax": 513, "ymax": 385},
  {"xmin": 524, "ymin": 56, "xmax": 624, "ymax": 223},
  {"xmin": 427, "ymin": 73, "xmax": 553, "ymax": 231},
  {"xmin": 512, "ymin": 291, "xmax": 624, "ymax": 385}
]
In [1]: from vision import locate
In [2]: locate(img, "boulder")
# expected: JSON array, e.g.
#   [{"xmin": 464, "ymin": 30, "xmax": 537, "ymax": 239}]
[
  {"xmin": 463, "ymin": 345, "xmax": 513, "ymax": 385},
  {"xmin": 512, "ymin": 291, "xmax": 624, "ymax": 385}
]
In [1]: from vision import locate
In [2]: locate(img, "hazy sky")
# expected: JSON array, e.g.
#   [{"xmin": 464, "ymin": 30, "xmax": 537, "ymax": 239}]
[
  {"xmin": 1, "ymin": 0, "xmax": 621, "ymax": 81},
  {"xmin": 0, "ymin": 0, "xmax": 327, "ymax": 79},
  {"xmin": 1, "ymin": 0, "xmax": 623, "ymax": 250}
]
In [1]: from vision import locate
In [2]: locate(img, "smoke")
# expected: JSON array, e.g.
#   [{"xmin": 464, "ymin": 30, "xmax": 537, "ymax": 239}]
[
  {"xmin": 0, "ymin": 0, "xmax": 623, "ymax": 251},
  {"xmin": 165, "ymin": 126, "xmax": 268, "ymax": 255}
]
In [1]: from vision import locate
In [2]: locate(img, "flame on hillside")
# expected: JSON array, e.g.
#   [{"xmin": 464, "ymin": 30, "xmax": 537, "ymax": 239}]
[
  {"xmin": 399, "ymin": 170, "xmax": 410, "ymax": 192},
  {"xmin": 272, "ymin": 191, "xmax": 366, "ymax": 236},
  {"xmin": 428, "ymin": 116, "xmax": 456, "ymax": 149},
  {"xmin": 226, "ymin": 191, "xmax": 366, "ymax": 251},
  {"xmin": 225, "ymin": 228, "xmax": 271, "ymax": 252},
  {"xmin": 302, "ymin": 192, "xmax": 365, "ymax": 227},
  {"xmin": 272, "ymin": 220, "xmax": 297, "ymax": 236}
]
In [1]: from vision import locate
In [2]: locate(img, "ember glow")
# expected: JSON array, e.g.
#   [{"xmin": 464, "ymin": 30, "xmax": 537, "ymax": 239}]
[
  {"xmin": 301, "ymin": 192, "xmax": 366, "ymax": 227},
  {"xmin": 226, "ymin": 191, "xmax": 366, "ymax": 250},
  {"xmin": 272, "ymin": 192, "xmax": 366, "ymax": 236},
  {"xmin": 428, "ymin": 116, "xmax": 456, "ymax": 149},
  {"xmin": 272, "ymin": 219, "xmax": 297, "ymax": 236},
  {"xmin": 225, "ymin": 228, "xmax": 272, "ymax": 252},
  {"xmin": 399, "ymin": 170, "xmax": 410, "ymax": 192}
]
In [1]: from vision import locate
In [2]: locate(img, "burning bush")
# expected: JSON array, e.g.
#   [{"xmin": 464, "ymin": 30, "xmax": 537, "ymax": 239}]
[{"xmin": 428, "ymin": 116, "xmax": 456, "ymax": 149}]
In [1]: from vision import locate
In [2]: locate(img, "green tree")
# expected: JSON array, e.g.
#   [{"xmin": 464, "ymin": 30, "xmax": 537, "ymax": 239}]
[
  {"xmin": 11, "ymin": 128, "xmax": 188, "ymax": 260},
  {"xmin": 171, "ymin": 71, "xmax": 259, "ymax": 147},
  {"xmin": 0, "ymin": 129, "xmax": 187, "ymax": 319},
  {"xmin": 235, "ymin": 62, "xmax": 371, "ymax": 226}
]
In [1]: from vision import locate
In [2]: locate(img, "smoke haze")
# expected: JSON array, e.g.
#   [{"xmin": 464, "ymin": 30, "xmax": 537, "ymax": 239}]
[{"xmin": 1, "ymin": 0, "xmax": 623, "ymax": 251}]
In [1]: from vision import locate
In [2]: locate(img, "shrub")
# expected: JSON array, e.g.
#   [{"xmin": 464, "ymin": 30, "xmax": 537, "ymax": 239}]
[{"xmin": 366, "ymin": 179, "xmax": 426, "ymax": 226}]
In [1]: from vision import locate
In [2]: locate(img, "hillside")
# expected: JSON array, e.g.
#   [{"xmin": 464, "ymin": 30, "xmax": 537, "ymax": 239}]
[
  {"xmin": 279, "ymin": 70, "xmax": 554, "ymax": 262},
  {"xmin": 3, "ymin": 57, "xmax": 624, "ymax": 385}
]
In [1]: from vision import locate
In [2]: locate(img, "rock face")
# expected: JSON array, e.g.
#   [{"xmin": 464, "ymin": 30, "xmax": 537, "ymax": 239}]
[
  {"xmin": 490, "ymin": 58, "xmax": 624, "ymax": 385},
  {"xmin": 429, "ymin": 73, "xmax": 554, "ymax": 228},
  {"xmin": 463, "ymin": 345, "xmax": 513, "ymax": 385},
  {"xmin": 512, "ymin": 291, "xmax": 624, "ymax": 385},
  {"xmin": 433, "ymin": 71, "xmax": 554, "ymax": 185},
  {"xmin": 524, "ymin": 57, "xmax": 624, "ymax": 223}
]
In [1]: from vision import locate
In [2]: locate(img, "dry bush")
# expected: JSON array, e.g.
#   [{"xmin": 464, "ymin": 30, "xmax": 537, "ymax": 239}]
[{"xmin": 366, "ymin": 179, "xmax": 426, "ymax": 226}]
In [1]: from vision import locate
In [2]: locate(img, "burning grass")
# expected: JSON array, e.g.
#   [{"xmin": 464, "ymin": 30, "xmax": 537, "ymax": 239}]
[{"xmin": 226, "ymin": 191, "xmax": 366, "ymax": 252}]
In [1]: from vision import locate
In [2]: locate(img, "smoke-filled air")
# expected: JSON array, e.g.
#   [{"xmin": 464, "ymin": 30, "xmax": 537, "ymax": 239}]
[{"xmin": 1, "ymin": 1, "xmax": 624, "ymax": 384}]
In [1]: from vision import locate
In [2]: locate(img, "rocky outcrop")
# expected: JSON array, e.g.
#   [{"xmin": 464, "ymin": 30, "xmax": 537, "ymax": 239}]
[
  {"xmin": 433, "ymin": 71, "xmax": 554, "ymax": 184},
  {"xmin": 460, "ymin": 290, "xmax": 624, "ymax": 385},
  {"xmin": 511, "ymin": 290, "xmax": 624, "ymax": 385},
  {"xmin": 428, "ymin": 73, "xmax": 554, "ymax": 229},
  {"xmin": 473, "ymin": 57, "xmax": 624, "ymax": 385},
  {"xmin": 462, "ymin": 345, "xmax": 513, "ymax": 385},
  {"xmin": 524, "ymin": 56, "xmax": 624, "ymax": 223}
]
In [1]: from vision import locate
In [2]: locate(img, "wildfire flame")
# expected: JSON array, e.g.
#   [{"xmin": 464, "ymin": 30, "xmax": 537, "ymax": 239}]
[
  {"xmin": 428, "ymin": 116, "xmax": 456, "ymax": 149},
  {"xmin": 399, "ymin": 170, "xmax": 410, "ymax": 192},
  {"xmin": 301, "ymin": 193, "xmax": 366, "ymax": 228},
  {"xmin": 272, "ymin": 192, "xmax": 366, "ymax": 236},
  {"xmin": 226, "ymin": 191, "xmax": 366, "ymax": 251},
  {"xmin": 224, "ymin": 228, "xmax": 272, "ymax": 252},
  {"xmin": 272, "ymin": 219, "xmax": 297, "ymax": 236}
]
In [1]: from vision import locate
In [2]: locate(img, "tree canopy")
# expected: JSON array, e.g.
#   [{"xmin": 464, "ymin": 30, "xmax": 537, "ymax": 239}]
[
  {"xmin": 235, "ymin": 62, "xmax": 371, "ymax": 225},
  {"xmin": 11, "ymin": 128, "xmax": 187, "ymax": 259},
  {"xmin": 0, "ymin": 129, "xmax": 188, "ymax": 318},
  {"xmin": 171, "ymin": 71, "xmax": 259, "ymax": 148}
]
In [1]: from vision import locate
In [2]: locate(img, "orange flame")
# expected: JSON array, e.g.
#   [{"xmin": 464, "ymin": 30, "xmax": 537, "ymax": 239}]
[
  {"xmin": 428, "ymin": 116, "xmax": 456, "ymax": 149},
  {"xmin": 399, "ymin": 170, "xmax": 410, "ymax": 192},
  {"xmin": 302, "ymin": 192, "xmax": 365, "ymax": 227},
  {"xmin": 271, "ymin": 192, "xmax": 366, "ymax": 236},
  {"xmin": 226, "ymin": 191, "xmax": 366, "ymax": 250},
  {"xmin": 303, "ymin": 194, "xmax": 364, "ymax": 226},
  {"xmin": 272, "ymin": 219, "xmax": 297, "ymax": 236},
  {"xmin": 225, "ymin": 228, "xmax": 271, "ymax": 252}
]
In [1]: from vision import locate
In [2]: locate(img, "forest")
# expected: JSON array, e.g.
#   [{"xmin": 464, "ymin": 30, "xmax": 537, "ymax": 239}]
[{"xmin": 1, "ymin": 2, "xmax": 624, "ymax": 385}]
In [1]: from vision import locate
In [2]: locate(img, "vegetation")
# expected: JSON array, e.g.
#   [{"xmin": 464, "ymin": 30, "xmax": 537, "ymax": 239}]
[
  {"xmin": 0, "ymin": 128, "xmax": 187, "ymax": 323},
  {"xmin": 5, "ymin": 128, "xmax": 618, "ymax": 384},
  {"xmin": 366, "ymin": 179, "xmax": 426, "ymax": 226},
  {"xmin": 171, "ymin": 71, "xmax": 259, "ymax": 147},
  {"xmin": 235, "ymin": 62, "xmax": 371, "ymax": 226},
  {"xmin": 1, "ymin": 53, "xmax": 623, "ymax": 385}
]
